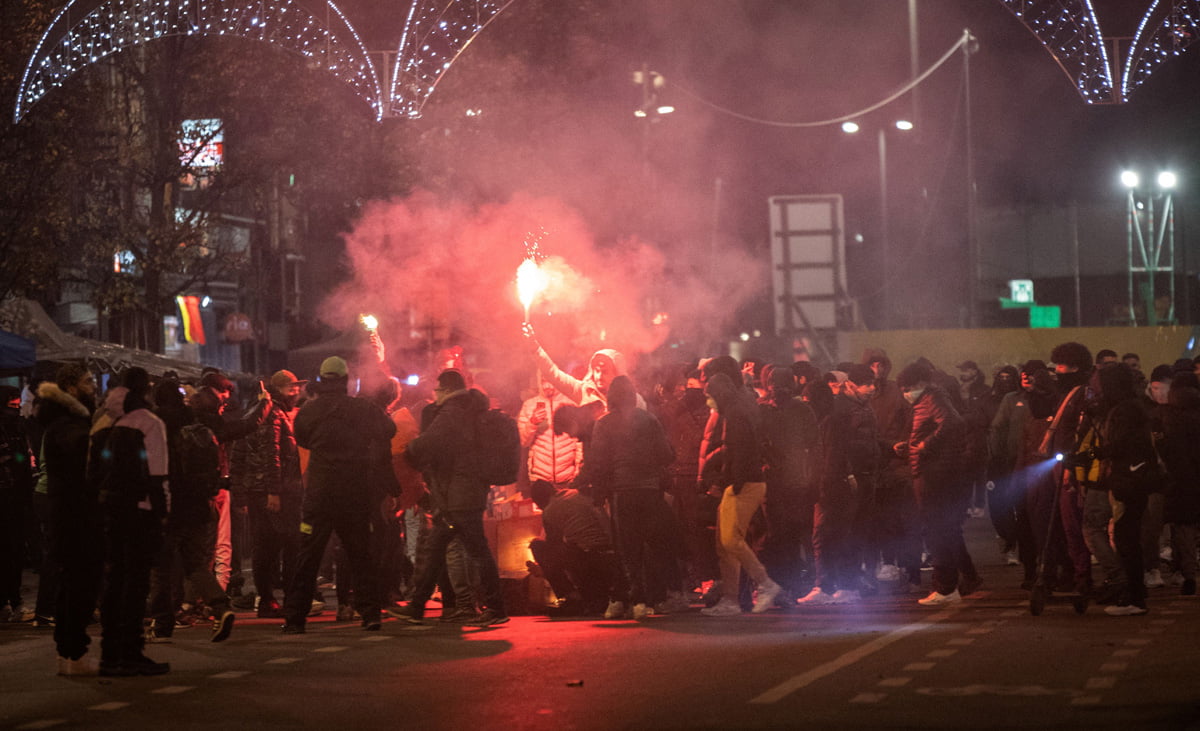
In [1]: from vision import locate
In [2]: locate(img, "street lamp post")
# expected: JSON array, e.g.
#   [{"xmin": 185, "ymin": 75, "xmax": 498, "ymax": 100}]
[
  {"xmin": 1123, "ymin": 169, "xmax": 1177, "ymax": 326},
  {"xmin": 843, "ymin": 119, "xmax": 913, "ymax": 330}
]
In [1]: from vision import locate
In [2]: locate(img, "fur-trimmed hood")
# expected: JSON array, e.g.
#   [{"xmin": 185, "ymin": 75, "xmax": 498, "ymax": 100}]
[{"xmin": 36, "ymin": 381, "xmax": 90, "ymax": 423}]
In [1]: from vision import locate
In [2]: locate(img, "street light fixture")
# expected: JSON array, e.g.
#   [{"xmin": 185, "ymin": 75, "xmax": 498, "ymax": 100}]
[
  {"xmin": 1121, "ymin": 170, "xmax": 1140, "ymax": 189},
  {"xmin": 842, "ymin": 119, "xmax": 914, "ymax": 329},
  {"xmin": 1159, "ymin": 170, "xmax": 1177, "ymax": 189}
]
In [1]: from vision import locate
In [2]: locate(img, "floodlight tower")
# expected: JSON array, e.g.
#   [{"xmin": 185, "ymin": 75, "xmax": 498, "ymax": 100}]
[{"xmin": 1123, "ymin": 169, "xmax": 1177, "ymax": 325}]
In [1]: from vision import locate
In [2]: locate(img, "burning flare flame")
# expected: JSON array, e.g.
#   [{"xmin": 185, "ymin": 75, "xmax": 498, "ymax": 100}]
[
  {"xmin": 360, "ymin": 314, "xmax": 378, "ymax": 331},
  {"xmin": 516, "ymin": 258, "xmax": 548, "ymax": 320}
]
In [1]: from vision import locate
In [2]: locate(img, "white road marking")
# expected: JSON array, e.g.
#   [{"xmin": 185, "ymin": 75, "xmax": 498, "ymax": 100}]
[
  {"xmin": 749, "ymin": 608, "xmax": 960, "ymax": 704},
  {"xmin": 151, "ymin": 686, "xmax": 195, "ymax": 695},
  {"xmin": 15, "ymin": 721, "xmax": 67, "ymax": 730},
  {"xmin": 849, "ymin": 692, "xmax": 886, "ymax": 703},
  {"xmin": 360, "ymin": 636, "xmax": 390, "ymax": 642},
  {"xmin": 878, "ymin": 677, "xmax": 912, "ymax": 687},
  {"xmin": 314, "ymin": 646, "xmax": 348, "ymax": 653},
  {"xmin": 903, "ymin": 662, "xmax": 936, "ymax": 671},
  {"xmin": 88, "ymin": 702, "xmax": 130, "ymax": 711},
  {"xmin": 1085, "ymin": 677, "xmax": 1116, "ymax": 690},
  {"xmin": 266, "ymin": 657, "xmax": 302, "ymax": 664},
  {"xmin": 211, "ymin": 671, "xmax": 251, "ymax": 679}
]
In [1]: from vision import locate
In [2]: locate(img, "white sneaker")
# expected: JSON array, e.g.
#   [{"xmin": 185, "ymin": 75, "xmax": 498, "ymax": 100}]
[
  {"xmin": 752, "ymin": 580, "xmax": 782, "ymax": 614},
  {"xmin": 830, "ymin": 589, "xmax": 859, "ymax": 604},
  {"xmin": 875, "ymin": 564, "xmax": 901, "ymax": 582},
  {"xmin": 1005, "ymin": 552, "xmax": 1020, "ymax": 566},
  {"xmin": 918, "ymin": 590, "xmax": 961, "ymax": 606},
  {"xmin": 603, "ymin": 600, "xmax": 627, "ymax": 620},
  {"xmin": 796, "ymin": 587, "xmax": 837, "ymax": 606},
  {"xmin": 1145, "ymin": 569, "xmax": 1165, "ymax": 589},
  {"xmin": 700, "ymin": 598, "xmax": 742, "ymax": 617},
  {"xmin": 631, "ymin": 603, "xmax": 652, "ymax": 621},
  {"xmin": 57, "ymin": 655, "xmax": 98, "ymax": 676},
  {"xmin": 7, "ymin": 604, "xmax": 34, "ymax": 623},
  {"xmin": 309, "ymin": 599, "xmax": 326, "ymax": 617},
  {"xmin": 1104, "ymin": 603, "xmax": 1148, "ymax": 616},
  {"xmin": 1160, "ymin": 546, "xmax": 1174, "ymax": 562}
]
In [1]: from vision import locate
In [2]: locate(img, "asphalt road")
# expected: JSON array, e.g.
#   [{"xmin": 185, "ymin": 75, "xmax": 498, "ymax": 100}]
[{"xmin": 3, "ymin": 518, "xmax": 1200, "ymax": 730}]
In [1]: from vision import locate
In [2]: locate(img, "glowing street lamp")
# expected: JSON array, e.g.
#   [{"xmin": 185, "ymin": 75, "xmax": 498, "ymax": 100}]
[
  {"xmin": 1159, "ymin": 171, "xmax": 1177, "ymax": 189},
  {"xmin": 1122, "ymin": 169, "xmax": 1178, "ymax": 325},
  {"xmin": 1121, "ymin": 170, "xmax": 1140, "ymax": 189}
]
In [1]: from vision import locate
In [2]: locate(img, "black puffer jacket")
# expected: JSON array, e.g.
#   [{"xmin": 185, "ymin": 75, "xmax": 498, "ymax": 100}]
[
  {"xmin": 906, "ymin": 384, "xmax": 966, "ymax": 480},
  {"xmin": 406, "ymin": 388, "xmax": 491, "ymax": 514},
  {"xmin": 821, "ymin": 394, "xmax": 880, "ymax": 482},
  {"xmin": 35, "ymin": 383, "xmax": 93, "ymax": 505},
  {"xmin": 230, "ymin": 393, "xmax": 301, "ymax": 498}
]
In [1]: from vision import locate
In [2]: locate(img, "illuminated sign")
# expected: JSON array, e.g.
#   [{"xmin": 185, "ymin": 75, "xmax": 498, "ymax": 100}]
[
  {"xmin": 1009, "ymin": 279, "xmax": 1034, "ymax": 304},
  {"xmin": 179, "ymin": 119, "xmax": 224, "ymax": 168}
]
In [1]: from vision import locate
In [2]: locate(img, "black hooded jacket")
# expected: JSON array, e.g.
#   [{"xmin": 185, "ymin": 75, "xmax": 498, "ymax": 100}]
[
  {"xmin": 35, "ymin": 382, "xmax": 96, "ymax": 522},
  {"xmin": 703, "ymin": 373, "xmax": 764, "ymax": 491},
  {"xmin": 406, "ymin": 388, "xmax": 490, "ymax": 514}
]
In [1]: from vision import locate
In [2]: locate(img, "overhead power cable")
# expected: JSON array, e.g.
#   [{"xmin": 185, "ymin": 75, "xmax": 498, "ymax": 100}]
[{"xmin": 672, "ymin": 29, "xmax": 972, "ymax": 128}]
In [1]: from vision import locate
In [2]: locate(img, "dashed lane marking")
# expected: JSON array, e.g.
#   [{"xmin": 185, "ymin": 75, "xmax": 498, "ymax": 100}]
[
  {"xmin": 878, "ymin": 677, "xmax": 912, "ymax": 687},
  {"xmin": 360, "ymin": 636, "xmax": 390, "ymax": 642},
  {"xmin": 211, "ymin": 671, "xmax": 251, "ymax": 679},
  {"xmin": 151, "ymin": 686, "xmax": 195, "ymax": 695},
  {"xmin": 849, "ymin": 692, "xmax": 886, "ymax": 703},
  {"xmin": 15, "ymin": 721, "xmax": 66, "ymax": 730},
  {"xmin": 749, "ymin": 608, "xmax": 960, "ymax": 704},
  {"xmin": 265, "ymin": 657, "xmax": 302, "ymax": 664},
  {"xmin": 314, "ymin": 646, "xmax": 348, "ymax": 653},
  {"xmin": 88, "ymin": 702, "xmax": 131, "ymax": 711}
]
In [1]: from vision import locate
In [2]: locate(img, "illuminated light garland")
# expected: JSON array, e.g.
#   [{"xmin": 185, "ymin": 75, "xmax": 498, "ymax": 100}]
[
  {"xmin": 389, "ymin": 0, "xmax": 515, "ymax": 118},
  {"xmin": 14, "ymin": 0, "xmax": 382, "ymax": 122},
  {"xmin": 996, "ymin": 0, "xmax": 1116, "ymax": 103},
  {"xmin": 1123, "ymin": 0, "xmax": 1200, "ymax": 100}
]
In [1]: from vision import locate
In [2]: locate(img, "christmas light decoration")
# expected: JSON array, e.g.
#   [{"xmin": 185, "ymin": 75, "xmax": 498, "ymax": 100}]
[
  {"xmin": 389, "ymin": 0, "xmax": 515, "ymax": 118},
  {"xmin": 14, "ymin": 0, "xmax": 382, "ymax": 123},
  {"xmin": 1123, "ymin": 0, "xmax": 1200, "ymax": 100},
  {"xmin": 997, "ymin": 0, "xmax": 1115, "ymax": 103}
]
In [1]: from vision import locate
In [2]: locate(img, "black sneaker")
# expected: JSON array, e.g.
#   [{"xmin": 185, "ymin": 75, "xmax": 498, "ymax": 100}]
[
  {"xmin": 211, "ymin": 609, "xmax": 235, "ymax": 643},
  {"xmin": 99, "ymin": 660, "xmax": 138, "ymax": 677},
  {"xmin": 465, "ymin": 609, "xmax": 510, "ymax": 627},
  {"xmin": 281, "ymin": 622, "xmax": 306, "ymax": 634},
  {"xmin": 230, "ymin": 593, "xmax": 257, "ymax": 611},
  {"xmin": 386, "ymin": 605, "xmax": 425, "ymax": 625},
  {"xmin": 361, "ymin": 618, "xmax": 382, "ymax": 631},
  {"xmin": 438, "ymin": 608, "xmax": 480, "ymax": 624}
]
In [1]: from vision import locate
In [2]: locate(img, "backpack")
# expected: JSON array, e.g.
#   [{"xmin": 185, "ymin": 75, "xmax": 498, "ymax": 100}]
[
  {"xmin": 87, "ymin": 423, "xmax": 150, "ymax": 509},
  {"xmin": 178, "ymin": 422, "xmax": 221, "ymax": 498},
  {"xmin": 475, "ymin": 408, "xmax": 520, "ymax": 486}
]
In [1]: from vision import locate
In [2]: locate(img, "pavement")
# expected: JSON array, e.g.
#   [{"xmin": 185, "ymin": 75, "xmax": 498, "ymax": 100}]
[{"xmin": 3, "ymin": 514, "xmax": 1200, "ymax": 730}]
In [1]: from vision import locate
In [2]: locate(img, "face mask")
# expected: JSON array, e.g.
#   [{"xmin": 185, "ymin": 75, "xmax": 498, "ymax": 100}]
[{"xmin": 902, "ymin": 387, "xmax": 925, "ymax": 404}]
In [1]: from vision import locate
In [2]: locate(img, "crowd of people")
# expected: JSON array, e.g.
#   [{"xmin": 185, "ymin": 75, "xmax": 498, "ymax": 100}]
[{"xmin": 2, "ymin": 331, "xmax": 1198, "ymax": 678}]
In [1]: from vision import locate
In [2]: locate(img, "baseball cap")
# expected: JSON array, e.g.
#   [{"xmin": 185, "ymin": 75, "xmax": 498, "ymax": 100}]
[
  {"xmin": 270, "ymin": 369, "xmax": 307, "ymax": 390},
  {"xmin": 319, "ymin": 356, "xmax": 348, "ymax": 379}
]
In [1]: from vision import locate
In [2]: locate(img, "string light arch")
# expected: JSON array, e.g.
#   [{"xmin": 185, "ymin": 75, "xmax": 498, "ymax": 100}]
[
  {"xmin": 997, "ymin": 0, "xmax": 1115, "ymax": 103},
  {"xmin": 389, "ymin": 0, "xmax": 515, "ymax": 118},
  {"xmin": 14, "ymin": 0, "xmax": 383, "ymax": 123},
  {"xmin": 1124, "ymin": 0, "xmax": 1200, "ymax": 99}
]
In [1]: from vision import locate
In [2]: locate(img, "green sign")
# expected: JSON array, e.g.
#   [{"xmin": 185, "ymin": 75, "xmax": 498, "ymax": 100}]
[{"xmin": 1029, "ymin": 305, "xmax": 1061, "ymax": 328}]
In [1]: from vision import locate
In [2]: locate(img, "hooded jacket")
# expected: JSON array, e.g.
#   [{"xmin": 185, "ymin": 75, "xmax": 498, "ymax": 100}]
[
  {"xmin": 582, "ymin": 378, "xmax": 674, "ymax": 497},
  {"xmin": 295, "ymin": 381, "xmax": 396, "ymax": 494},
  {"xmin": 35, "ymin": 382, "xmax": 94, "ymax": 507},
  {"xmin": 230, "ymin": 388, "xmax": 301, "ymax": 498},
  {"xmin": 406, "ymin": 388, "xmax": 491, "ymax": 514},
  {"xmin": 702, "ymin": 373, "xmax": 764, "ymax": 491},
  {"xmin": 535, "ymin": 347, "xmax": 629, "ymax": 409}
]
